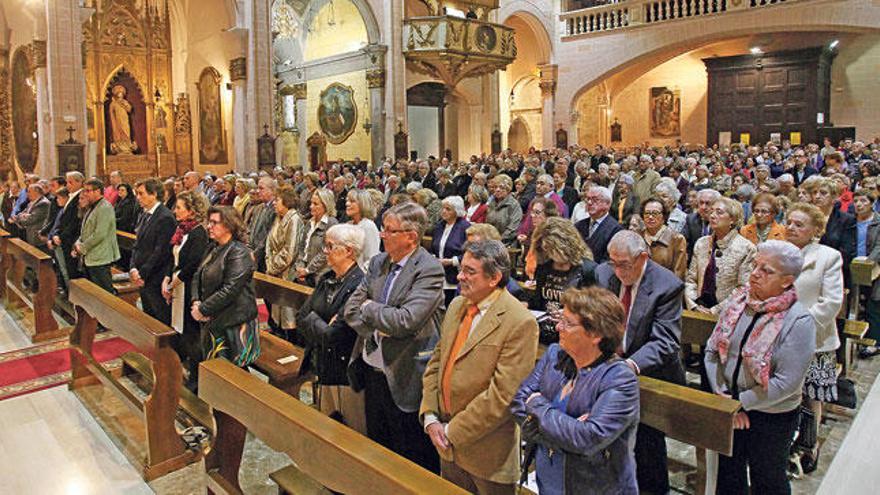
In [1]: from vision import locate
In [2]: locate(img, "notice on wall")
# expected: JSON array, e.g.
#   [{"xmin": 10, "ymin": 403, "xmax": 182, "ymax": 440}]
[
  {"xmin": 770, "ymin": 132, "xmax": 782, "ymax": 144},
  {"xmin": 790, "ymin": 132, "xmax": 802, "ymax": 145},
  {"xmin": 740, "ymin": 133, "xmax": 750, "ymax": 145},
  {"xmin": 718, "ymin": 131, "xmax": 731, "ymax": 147}
]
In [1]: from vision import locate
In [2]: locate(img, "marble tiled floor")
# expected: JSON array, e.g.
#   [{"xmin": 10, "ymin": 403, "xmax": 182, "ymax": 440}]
[{"xmin": 0, "ymin": 309, "xmax": 35, "ymax": 353}]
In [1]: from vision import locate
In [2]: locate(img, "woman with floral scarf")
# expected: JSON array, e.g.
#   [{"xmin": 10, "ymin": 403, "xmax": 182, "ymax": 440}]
[{"xmin": 704, "ymin": 240, "xmax": 816, "ymax": 495}]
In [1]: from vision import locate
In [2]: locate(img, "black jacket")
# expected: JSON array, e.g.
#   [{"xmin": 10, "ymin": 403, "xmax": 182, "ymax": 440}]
[
  {"xmin": 130, "ymin": 203, "xmax": 176, "ymax": 283},
  {"xmin": 821, "ymin": 208, "xmax": 857, "ymax": 286},
  {"xmin": 529, "ymin": 259, "xmax": 597, "ymax": 312},
  {"xmin": 297, "ymin": 265, "xmax": 365, "ymax": 385},
  {"xmin": 169, "ymin": 225, "xmax": 210, "ymax": 336},
  {"xmin": 114, "ymin": 195, "xmax": 141, "ymax": 233},
  {"xmin": 193, "ymin": 239, "xmax": 258, "ymax": 331},
  {"xmin": 56, "ymin": 190, "xmax": 82, "ymax": 250},
  {"xmin": 39, "ymin": 194, "xmax": 59, "ymax": 238},
  {"xmin": 683, "ymin": 212, "xmax": 710, "ymax": 257},
  {"xmin": 574, "ymin": 215, "xmax": 624, "ymax": 265}
]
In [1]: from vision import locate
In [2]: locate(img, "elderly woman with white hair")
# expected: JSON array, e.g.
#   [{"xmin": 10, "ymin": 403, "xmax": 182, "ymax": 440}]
[
  {"xmin": 486, "ymin": 174, "xmax": 523, "ymax": 246},
  {"xmin": 705, "ymin": 240, "xmax": 816, "ymax": 495},
  {"xmin": 430, "ymin": 195, "xmax": 470, "ymax": 306},
  {"xmin": 654, "ymin": 177, "xmax": 687, "ymax": 234},
  {"xmin": 686, "ymin": 197, "xmax": 756, "ymax": 314},
  {"xmin": 297, "ymin": 223, "xmax": 367, "ymax": 433},
  {"xmin": 345, "ymin": 188, "xmax": 380, "ymax": 270}
]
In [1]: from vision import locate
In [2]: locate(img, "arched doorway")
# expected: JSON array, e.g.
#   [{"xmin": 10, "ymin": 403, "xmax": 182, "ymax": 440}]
[{"xmin": 508, "ymin": 118, "xmax": 531, "ymax": 152}]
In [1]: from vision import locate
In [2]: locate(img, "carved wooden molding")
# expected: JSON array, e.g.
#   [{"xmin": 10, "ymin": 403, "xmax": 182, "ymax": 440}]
[{"xmin": 32, "ymin": 40, "xmax": 47, "ymax": 69}]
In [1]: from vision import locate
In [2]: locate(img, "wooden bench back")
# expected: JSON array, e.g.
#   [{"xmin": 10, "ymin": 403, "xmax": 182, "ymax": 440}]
[
  {"xmin": 639, "ymin": 376, "xmax": 739, "ymax": 455},
  {"xmin": 253, "ymin": 271, "xmax": 313, "ymax": 308},
  {"xmin": 681, "ymin": 310, "xmax": 718, "ymax": 347},
  {"xmin": 117, "ymin": 230, "xmax": 137, "ymax": 252},
  {"xmin": 68, "ymin": 278, "xmax": 176, "ymax": 351},
  {"xmin": 6, "ymin": 236, "xmax": 52, "ymax": 267},
  {"xmin": 200, "ymin": 358, "xmax": 468, "ymax": 495}
]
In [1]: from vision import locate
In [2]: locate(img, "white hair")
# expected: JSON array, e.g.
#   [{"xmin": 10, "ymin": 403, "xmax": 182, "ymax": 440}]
[
  {"xmin": 326, "ymin": 223, "xmax": 366, "ymax": 257},
  {"xmin": 589, "ymin": 186, "xmax": 612, "ymax": 202},
  {"xmin": 778, "ymin": 173, "xmax": 794, "ymax": 184},
  {"xmin": 757, "ymin": 240, "xmax": 804, "ymax": 278},
  {"xmin": 655, "ymin": 177, "xmax": 681, "ymax": 202},
  {"xmin": 608, "ymin": 230, "xmax": 649, "ymax": 257},
  {"xmin": 406, "ymin": 181, "xmax": 422, "ymax": 193},
  {"xmin": 697, "ymin": 189, "xmax": 721, "ymax": 201},
  {"xmin": 442, "ymin": 195, "xmax": 467, "ymax": 217}
]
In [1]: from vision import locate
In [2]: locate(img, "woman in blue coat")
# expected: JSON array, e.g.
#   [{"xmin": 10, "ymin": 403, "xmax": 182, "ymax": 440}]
[
  {"xmin": 512, "ymin": 286, "xmax": 640, "ymax": 495},
  {"xmin": 430, "ymin": 195, "xmax": 470, "ymax": 306}
]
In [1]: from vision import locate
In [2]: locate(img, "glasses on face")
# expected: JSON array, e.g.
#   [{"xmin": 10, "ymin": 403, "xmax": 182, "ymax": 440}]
[
  {"xmin": 753, "ymin": 208, "xmax": 773, "ymax": 215},
  {"xmin": 585, "ymin": 196, "xmax": 603, "ymax": 203},
  {"xmin": 206, "ymin": 219, "xmax": 221, "ymax": 227},
  {"xmin": 381, "ymin": 228, "xmax": 412, "ymax": 236},
  {"xmin": 608, "ymin": 257, "xmax": 636, "ymax": 271},
  {"xmin": 556, "ymin": 318, "xmax": 583, "ymax": 332},
  {"xmin": 323, "ymin": 242, "xmax": 344, "ymax": 253},
  {"xmin": 643, "ymin": 210, "xmax": 663, "ymax": 218},
  {"xmin": 531, "ymin": 209, "xmax": 545, "ymax": 217}
]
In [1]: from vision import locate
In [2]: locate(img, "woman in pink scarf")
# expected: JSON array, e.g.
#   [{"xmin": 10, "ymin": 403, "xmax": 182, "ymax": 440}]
[{"xmin": 704, "ymin": 240, "xmax": 816, "ymax": 495}]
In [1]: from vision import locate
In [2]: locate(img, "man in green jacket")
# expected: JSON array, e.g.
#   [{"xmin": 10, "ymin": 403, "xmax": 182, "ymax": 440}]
[{"xmin": 72, "ymin": 179, "xmax": 120, "ymax": 293}]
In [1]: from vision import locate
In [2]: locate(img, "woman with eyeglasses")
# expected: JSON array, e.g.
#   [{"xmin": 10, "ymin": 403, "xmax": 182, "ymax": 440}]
[
  {"xmin": 640, "ymin": 197, "xmax": 687, "ymax": 280},
  {"xmin": 297, "ymin": 224, "xmax": 366, "ymax": 433},
  {"xmin": 519, "ymin": 197, "xmax": 560, "ymax": 281},
  {"xmin": 686, "ymin": 197, "xmax": 756, "ymax": 314},
  {"xmin": 191, "ymin": 206, "xmax": 260, "ymax": 368},
  {"xmin": 705, "ymin": 240, "xmax": 815, "ymax": 494},
  {"xmin": 512, "ymin": 286, "xmax": 639, "ymax": 495},
  {"xmin": 739, "ymin": 192, "xmax": 787, "ymax": 245}
]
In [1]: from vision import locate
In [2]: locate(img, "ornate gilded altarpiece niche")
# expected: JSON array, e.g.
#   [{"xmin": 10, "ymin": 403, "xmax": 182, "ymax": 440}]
[
  {"xmin": 82, "ymin": 0, "xmax": 192, "ymax": 179},
  {"xmin": 10, "ymin": 47, "xmax": 38, "ymax": 173}
]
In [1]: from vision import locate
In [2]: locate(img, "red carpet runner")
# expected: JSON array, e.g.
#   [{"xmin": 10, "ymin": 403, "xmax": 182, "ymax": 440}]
[{"xmin": 0, "ymin": 335, "xmax": 134, "ymax": 401}]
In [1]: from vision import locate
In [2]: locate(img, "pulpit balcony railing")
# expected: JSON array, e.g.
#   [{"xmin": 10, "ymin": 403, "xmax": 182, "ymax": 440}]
[{"xmin": 561, "ymin": 0, "xmax": 800, "ymax": 38}]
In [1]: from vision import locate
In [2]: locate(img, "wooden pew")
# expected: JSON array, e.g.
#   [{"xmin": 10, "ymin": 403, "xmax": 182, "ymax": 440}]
[
  {"xmin": 117, "ymin": 229, "xmax": 137, "ymax": 252},
  {"xmin": 67, "ymin": 278, "xmax": 200, "ymax": 480},
  {"xmin": 0, "ymin": 228, "xmax": 11, "ymax": 300},
  {"xmin": 251, "ymin": 272, "xmax": 313, "ymax": 396},
  {"xmin": 199, "ymin": 358, "xmax": 468, "ymax": 495},
  {"xmin": 2, "ymin": 235, "xmax": 68, "ymax": 342}
]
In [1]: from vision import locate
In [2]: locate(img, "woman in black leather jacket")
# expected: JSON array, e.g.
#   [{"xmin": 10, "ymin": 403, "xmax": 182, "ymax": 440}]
[
  {"xmin": 191, "ymin": 206, "xmax": 260, "ymax": 367},
  {"xmin": 297, "ymin": 223, "xmax": 366, "ymax": 433}
]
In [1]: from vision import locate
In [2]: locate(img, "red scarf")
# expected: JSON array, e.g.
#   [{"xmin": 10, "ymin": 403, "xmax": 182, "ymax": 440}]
[{"xmin": 171, "ymin": 220, "xmax": 199, "ymax": 246}]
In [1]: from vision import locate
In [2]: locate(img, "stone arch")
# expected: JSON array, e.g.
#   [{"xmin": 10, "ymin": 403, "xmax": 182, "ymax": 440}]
[
  {"xmin": 498, "ymin": 1, "xmax": 554, "ymax": 64},
  {"xmin": 561, "ymin": 0, "xmax": 880, "ymax": 113},
  {"xmin": 301, "ymin": 0, "xmax": 380, "ymax": 47},
  {"xmin": 508, "ymin": 117, "xmax": 532, "ymax": 152}
]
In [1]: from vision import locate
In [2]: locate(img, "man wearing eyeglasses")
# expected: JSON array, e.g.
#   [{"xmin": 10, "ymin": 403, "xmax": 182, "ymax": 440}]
[
  {"xmin": 595, "ymin": 230, "xmax": 685, "ymax": 495},
  {"xmin": 344, "ymin": 202, "xmax": 445, "ymax": 473},
  {"xmin": 72, "ymin": 179, "xmax": 120, "ymax": 294}
]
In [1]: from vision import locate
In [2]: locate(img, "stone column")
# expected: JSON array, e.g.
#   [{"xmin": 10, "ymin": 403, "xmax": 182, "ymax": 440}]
[
  {"xmin": 245, "ymin": 0, "xmax": 274, "ymax": 171},
  {"xmin": 229, "ymin": 57, "xmax": 248, "ymax": 173},
  {"xmin": 45, "ymin": 0, "xmax": 88, "ymax": 176},
  {"xmin": 293, "ymin": 83, "xmax": 308, "ymax": 170},
  {"xmin": 539, "ymin": 64, "xmax": 558, "ymax": 150},
  {"xmin": 33, "ymin": 40, "xmax": 53, "ymax": 178},
  {"xmin": 384, "ymin": 0, "xmax": 406, "ymax": 159},
  {"xmin": 366, "ymin": 69, "xmax": 386, "ymax": 168}
]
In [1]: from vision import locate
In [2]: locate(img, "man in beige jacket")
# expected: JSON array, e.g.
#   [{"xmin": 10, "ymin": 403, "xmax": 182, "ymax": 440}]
[{"xmin": 421, "ymin": 239, "xmax": 538, "ymax": 494}]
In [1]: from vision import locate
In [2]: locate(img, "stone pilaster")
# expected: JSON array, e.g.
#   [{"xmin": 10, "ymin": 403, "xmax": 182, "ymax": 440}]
[
  {"xmin": 292, "ymin": 83, "xmax": 308, "ymax": 170},
  {"xmin": 45, "ymin": 0, "xmax": 89, "ymax": 177},
  {"xmin": 384, "ymin": 0, "xmax": 406, "ymax": 162},
  {"xmin": 245, "ymin": 0, "xmax": 274, "ymax": 172},
  {"xmin": 366, "ymin": 68, "xmax": 386, "ymax": 168},
  {"xmin": 539, "ymin": 63, "xmax": 558, "ymax": 150},
  {"xmin": 229, "ymin": 57, "xmax": 248, "ymax": 173}
]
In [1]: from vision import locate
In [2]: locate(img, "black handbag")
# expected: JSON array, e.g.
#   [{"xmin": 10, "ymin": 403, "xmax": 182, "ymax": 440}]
[
  {"xmin": 793, "ymin": 404, "xmax": 817, "ymax": 451},
  {"xmin": 833, "ymin": 377, "xmax": 857, "ymax": 409}
]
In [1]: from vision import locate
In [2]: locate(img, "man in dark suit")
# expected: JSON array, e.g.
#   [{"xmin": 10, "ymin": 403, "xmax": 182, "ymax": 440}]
[
  {"xmin": 574, "ymin": 186, "xmax": 622, "ymax": 264},
  {"xmin": 12, "ymin": 184, "xmax": 51, "ymax": 247},
  {"xmin": 52, "ymin": 172, "xmax": 84, "ymax": 284},
  {"xmin": 130, "ymin": 178, "xmax": 176, "ymax": 325},
  {"xmin": 596, "ymin": 230, "xmax": 685, "ymax": 495},
  {"xmin": 683, "ymin": 188, "xmax": 720, "ymax": 257},
  {"xmin": 554, "ymin": 170, "xmax": 579, "ymax": 216},
  {"xmin": 38, "ymin": 176, "xmax": 65, "ymax": 248},
  {"xmin": 792, "ymin": 149, "xmax": 819, "ymax": 186},
  {"xmin": 343, "ymin": 202, "xmax": 445, "ymax": 473}
]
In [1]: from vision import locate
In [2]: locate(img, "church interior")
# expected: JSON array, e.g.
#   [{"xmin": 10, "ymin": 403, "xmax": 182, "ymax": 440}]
[{"xmin": 1, "ymin": 0, "xmax": 880, "ymax": 493}]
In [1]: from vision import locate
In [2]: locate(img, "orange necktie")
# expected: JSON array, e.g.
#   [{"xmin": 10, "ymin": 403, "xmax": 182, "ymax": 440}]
[{"xmin": 441, "ymin": 304, "xmax": 480, "ymax": 413}]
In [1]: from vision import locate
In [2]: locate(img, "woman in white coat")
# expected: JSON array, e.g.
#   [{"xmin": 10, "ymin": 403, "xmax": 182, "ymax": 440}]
[{"xmin": 785, "ymin": 202, "xmax": 844, "ymax": 473}]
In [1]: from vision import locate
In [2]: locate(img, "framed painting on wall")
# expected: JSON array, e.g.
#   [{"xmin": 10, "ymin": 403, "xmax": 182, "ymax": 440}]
[
  {"xmin": 649, "ymin": 87, "xmax": 681, "ymax": 138},
  {"xmin": 318, "ymin": 83, "xmax": 357, "ymax": 145},
  {"xmin": 197, "ymin": 67, "xmax": 228, "ymax": 164}
]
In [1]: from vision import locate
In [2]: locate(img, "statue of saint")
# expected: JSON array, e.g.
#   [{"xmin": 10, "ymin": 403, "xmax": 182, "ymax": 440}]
[{"xmin": 109, "ymin": 84, "xmax": 138, "ymax": 155}]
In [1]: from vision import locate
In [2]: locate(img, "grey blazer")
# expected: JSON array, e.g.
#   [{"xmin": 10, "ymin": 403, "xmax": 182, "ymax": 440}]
[
  {"xmin": 867, "ymin": 219, "xmax": 880, "ymax": 300},
  {"xmin": 595, "ymin": 260, "xmax": 686, "ymax": 384},
  {"xmin": 343, "ymin": 247, "xmax": 445, "ymax": 412},
  {"xmin": 16, "ymin": 196, "xmax": 50, "ymax": 246}
]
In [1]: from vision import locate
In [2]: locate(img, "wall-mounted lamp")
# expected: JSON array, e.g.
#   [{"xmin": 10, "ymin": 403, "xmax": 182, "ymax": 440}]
[{"xmin": 362, "ymin": 94, "xmax": 372, "ymax": 135}]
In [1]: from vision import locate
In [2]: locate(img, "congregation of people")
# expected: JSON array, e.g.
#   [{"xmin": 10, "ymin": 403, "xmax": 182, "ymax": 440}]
[{"xmin": 3, "ymin": 135, "xmax": 880, "ymax": 494}]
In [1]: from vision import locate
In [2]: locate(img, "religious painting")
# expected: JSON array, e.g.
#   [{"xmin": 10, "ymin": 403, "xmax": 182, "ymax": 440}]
[
  {"xmin": 318, "ymin": 83, "xmax": 357, "ymax": 145},
  {"xmin": 610, "ymin": 118, "xmax": 622, "ymax": 142},
  {"xmin": 103, "ymin": 69, "xmax": 147, "ymax": 156},
  {"xmin": 11, "ymin": 48, "xmax": 38, "ymax": 173},
  {"xmin": 197, "ymin": 67, "xmax": 228, "ymax": 164},
  {"xmin": 475, "ymin": 25, "xmax": 497, "ymax": 53},
  {"xmin": 649, "ymin": 86, "xmax": 681, "ymax": 138}
]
